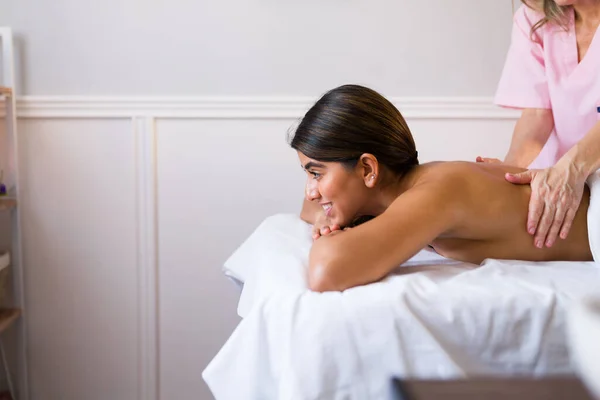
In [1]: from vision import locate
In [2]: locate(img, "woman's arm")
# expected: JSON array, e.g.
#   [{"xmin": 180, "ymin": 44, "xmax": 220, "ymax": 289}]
[
  {"xmin": 503, "ymin": 108, "xmax": 554, "ymax": 168},
  {"xmin": 307, "ymin": 181, "xmax": 460, "ymax": 292}
]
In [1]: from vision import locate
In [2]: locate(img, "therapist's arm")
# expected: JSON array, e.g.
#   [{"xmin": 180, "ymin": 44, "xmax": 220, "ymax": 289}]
[
  {"xmin": 503, "ymin": 108, "xmax": 554, "ymax": 168},
  {"xmin": 569, "ymin": 120, "xmax": 600, "ymax": 177}
]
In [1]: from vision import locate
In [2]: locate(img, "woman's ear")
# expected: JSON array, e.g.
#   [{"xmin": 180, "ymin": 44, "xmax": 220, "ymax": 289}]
[{"xmin": 358, "ymin": 154, "xmax": 379, "ymax": 188}]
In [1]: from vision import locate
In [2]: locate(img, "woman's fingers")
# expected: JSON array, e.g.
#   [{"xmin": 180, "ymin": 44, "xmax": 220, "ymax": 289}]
[
  {"xmin": 313, "ymin": 224, "xmax": 341, "ymax": 240},
  {"xmin": 312, "ymin": 226, "xmax": 321, "ymax": 240}
]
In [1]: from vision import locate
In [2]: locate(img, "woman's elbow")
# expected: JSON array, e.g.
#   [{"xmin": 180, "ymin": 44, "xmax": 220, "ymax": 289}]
[
  {"xmin": 307, "ymin": 245, "xmax": 346, "ymax": 292},
  {"xmin": 308, "ymin": 236, "xmax": 349, "ymax": 292},
  {"xmin": 308, "ymin": 262, "xmax": 338, "ymax": 292}
]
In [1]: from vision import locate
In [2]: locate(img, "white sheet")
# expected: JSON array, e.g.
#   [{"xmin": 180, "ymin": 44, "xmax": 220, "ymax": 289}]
[
  {"xmin": 587, "ymin": 168, "xmax": 600, "ymax": 261},
  {"xmin": 203, "ymin": 214, "xmax": 600, "ymax": 400}
]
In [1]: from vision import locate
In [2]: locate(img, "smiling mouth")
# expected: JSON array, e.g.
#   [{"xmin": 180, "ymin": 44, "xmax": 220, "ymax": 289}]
[{"xmin": 321, "ymin": 203, "xmax": 332, "ymax": 216}]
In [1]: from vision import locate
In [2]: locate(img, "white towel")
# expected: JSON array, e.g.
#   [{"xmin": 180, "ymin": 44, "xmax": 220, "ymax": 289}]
[{"xmin": 587, "ymin": 169, "xmax": 600, "ymax": 262}]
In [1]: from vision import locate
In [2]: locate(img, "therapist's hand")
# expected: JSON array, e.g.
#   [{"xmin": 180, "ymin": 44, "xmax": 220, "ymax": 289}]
[
  {"xmin": 476, "ymin": 156, "xmax": 503, "ymax": 165},
  {"xmin": 504, "ymin": 161, "xmax": 587, "ymax": 248}
]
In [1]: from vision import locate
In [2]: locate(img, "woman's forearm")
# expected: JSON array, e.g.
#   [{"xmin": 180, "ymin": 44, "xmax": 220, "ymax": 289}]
[
  {"xmin": 504, "ymin": 108, "xmax": 554, "ymax": 168},
  {"xmin": 565, "ymin": 120, "xmax": 600, "ymax": 177}
]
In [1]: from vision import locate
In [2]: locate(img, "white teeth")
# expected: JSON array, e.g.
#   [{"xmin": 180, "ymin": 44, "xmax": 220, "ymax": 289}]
[{"xmin": 322, "ymin": 204, "xmax": 332, "ymax": 211}]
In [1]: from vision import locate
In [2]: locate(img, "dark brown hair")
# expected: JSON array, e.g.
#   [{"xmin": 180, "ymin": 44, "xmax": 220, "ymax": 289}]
[{"xmin": 289, "ymin": 84, "xmax": 419, "ymax": 177}]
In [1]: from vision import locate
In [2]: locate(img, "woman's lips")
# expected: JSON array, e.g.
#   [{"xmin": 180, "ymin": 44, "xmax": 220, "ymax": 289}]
[{"xmin": 321, "ymin": 203, "xmax": 332, "ymax": 217}]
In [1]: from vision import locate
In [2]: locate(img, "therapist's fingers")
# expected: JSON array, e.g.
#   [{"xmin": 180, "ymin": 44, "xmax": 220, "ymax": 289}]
[
  {"xmin": 526, "ymin": 187, "xmax": 544, "ymax": 236},
  {"xmin": 534, "ymin": 202, "xmax": 555, "ymax": 248},
  {"xmin": 545, "ymin": 203, "xmax": 567, "ymax": 247},
  {"xmin": 558, "ymin": 187, "xmax": 584, "ymax": 240},
  {"xmin": 505, "ymin": 170, "xmax": 535, "ymax": 185},
  {"xmin": 559, "ymin": 207, "xmax": 577, "ymax": 241},
  {"xmin": 476, "ymin": 156, "xmax": 502, "ymax": 164}
]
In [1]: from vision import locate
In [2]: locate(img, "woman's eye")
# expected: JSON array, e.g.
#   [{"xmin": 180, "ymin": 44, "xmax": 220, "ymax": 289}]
[{"xmin": 310, "ymin": 171, "xmax": 321, "ymax": 179}]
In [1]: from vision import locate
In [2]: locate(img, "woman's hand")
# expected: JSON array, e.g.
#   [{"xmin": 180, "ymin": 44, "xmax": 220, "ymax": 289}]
[
  {"xmin": 312, "ymin": 212, "xmax": 341, "ymax": 241},
  {"xmin": 504, "ymin": 160, "xmax": 587, "ymax": 248}
]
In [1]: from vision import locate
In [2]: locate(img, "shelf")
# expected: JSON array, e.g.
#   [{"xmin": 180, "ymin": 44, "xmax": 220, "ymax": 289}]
[
  {"xmin": 0, "ymin": 308, "xmax": 20, "ymax": 334},
  {"xmin": 0, "ymin": 197, "xmax": 16, "ymax": 211},
  {"xmin": 0, "ymin": 87, "xmax": 12, "ymax": 97}
]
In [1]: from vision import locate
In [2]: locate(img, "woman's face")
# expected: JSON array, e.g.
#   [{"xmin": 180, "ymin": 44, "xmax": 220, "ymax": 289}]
[{"xmin": 298, "ymin": 152, "xmax": 370, "ymax": 227}]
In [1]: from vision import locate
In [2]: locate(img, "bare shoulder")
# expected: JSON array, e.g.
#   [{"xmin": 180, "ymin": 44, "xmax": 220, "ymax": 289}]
[
  {"xmin": 388, "ymin": 161, "xmax": 531, "ymax": 231},
  {"xmin": 409, "ymin": 161, "xmax": 479, "ymax": 189},
  {"xmin": 386, "ymin": 161, "xmax": 514, "ymax": 223},
  {"xmin": 382, "ymin": 163, "xmax": 473, "ymax": 230},
  {"xmin": 413, "ymin": 161, "xmax": 526, "ymax": 187}
]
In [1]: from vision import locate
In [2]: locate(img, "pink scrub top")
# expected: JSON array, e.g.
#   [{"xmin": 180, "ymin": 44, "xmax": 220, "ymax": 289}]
[{"xmin": 495, "ymin": 5, "xmax": 600, "ymax": 169}]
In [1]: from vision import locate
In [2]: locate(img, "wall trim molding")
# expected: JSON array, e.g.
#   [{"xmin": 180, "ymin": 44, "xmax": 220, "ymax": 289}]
[
  {"xmin": 134, "ymin": 117, "xmax": 159, "ymax": 400},
  {"xmin": 4, "ymin": 96, "xmax": 520, "ymax": 119}
]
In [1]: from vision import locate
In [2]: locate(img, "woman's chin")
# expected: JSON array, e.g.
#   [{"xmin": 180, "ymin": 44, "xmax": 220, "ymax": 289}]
[{"xmin": 332, "ymin": 218, "xmax": 348, "ymax": 228}]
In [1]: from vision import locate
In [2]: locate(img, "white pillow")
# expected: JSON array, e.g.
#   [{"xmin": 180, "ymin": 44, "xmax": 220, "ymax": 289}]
[
  {"xmin": 222, "ymin": 213, "xmax": 455, "ymax": 317},
  {"xmin": 223, "ymin": 214, "xmax": 313, "ymax": 316}
]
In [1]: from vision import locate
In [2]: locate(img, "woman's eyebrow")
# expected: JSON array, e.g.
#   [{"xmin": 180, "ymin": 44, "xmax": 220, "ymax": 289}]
[{"xmin": 303, "ymin": 161, "xmax": 326, "ymax": 170}]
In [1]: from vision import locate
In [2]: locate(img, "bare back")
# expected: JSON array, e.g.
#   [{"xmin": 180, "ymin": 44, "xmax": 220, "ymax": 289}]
[{"xmin": 414, "ymin": 162, "xmax": 593, "ymax": 264}]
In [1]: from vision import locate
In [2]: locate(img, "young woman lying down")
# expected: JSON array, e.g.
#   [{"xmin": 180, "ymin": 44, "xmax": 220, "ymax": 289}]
[{"xmin": 289, "ymin": 84, "xmax": 598, "ymax": 292}]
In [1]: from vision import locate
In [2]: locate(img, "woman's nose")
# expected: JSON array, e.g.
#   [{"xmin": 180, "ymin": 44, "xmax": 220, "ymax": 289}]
[{"xmin": 305, "ymin": 180, "xmax": 320, "ymax": 201}]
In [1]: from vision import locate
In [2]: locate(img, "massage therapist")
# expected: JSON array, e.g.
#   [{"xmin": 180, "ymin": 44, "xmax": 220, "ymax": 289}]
[{"xmin": 479, "ymin": 0, "xmax": 600, "ymax": 250}]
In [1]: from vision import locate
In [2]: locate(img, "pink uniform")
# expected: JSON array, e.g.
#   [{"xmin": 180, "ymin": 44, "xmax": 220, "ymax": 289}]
[{"xmin": 495, "ymin": 5, "xmax": 600, "ymax": 169}]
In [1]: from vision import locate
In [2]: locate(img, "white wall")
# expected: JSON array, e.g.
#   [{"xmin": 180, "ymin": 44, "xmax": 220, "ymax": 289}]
[
  {"xmin": 1, "ymin": 0, "xmax": 514, "ymax": 96},
  {"xmin": 18, "ymin": 118, "xmax": 140, "ymax": 400},
  {"xmin": 12, "ymin": 103, "xmax": 517, "ymax": 400},
  {"xmin": 0, "ymin": 1, "xmax": 522, "ymax": 399}
]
